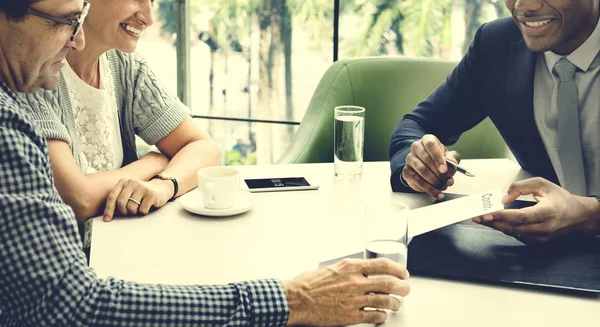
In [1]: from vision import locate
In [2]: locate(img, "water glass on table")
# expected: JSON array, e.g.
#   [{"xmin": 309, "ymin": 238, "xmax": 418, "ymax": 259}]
[
  {"xmin": 334, "ymin": 105, "xmax": 365, "ymax": 177},
  {"xmin": 364, "ymin": 202, "xmax": 409, "ymax": 266},
  {"xmin": 363, "ymin": 201, "xmax": 409, "ymax": 310}
]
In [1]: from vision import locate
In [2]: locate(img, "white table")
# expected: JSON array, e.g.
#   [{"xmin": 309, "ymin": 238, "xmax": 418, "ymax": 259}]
[{"xmin": 90, "ymin": 159, "xmax": 600, "ymax": 326}]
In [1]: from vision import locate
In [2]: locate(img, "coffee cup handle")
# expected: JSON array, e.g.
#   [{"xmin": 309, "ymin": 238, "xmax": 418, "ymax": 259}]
[{"xmin": 204, "ymin": 182, "xmax": 216, "ymax": 206}]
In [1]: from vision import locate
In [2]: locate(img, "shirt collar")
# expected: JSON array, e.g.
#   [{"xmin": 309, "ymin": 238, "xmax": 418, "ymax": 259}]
[
  {"xmin": 0, "ymin": 80, "xmax": 17, "ymax": 102},
  {"xmin": 544, "ymin": 17, "xmax": 600, "ymax": 73}
]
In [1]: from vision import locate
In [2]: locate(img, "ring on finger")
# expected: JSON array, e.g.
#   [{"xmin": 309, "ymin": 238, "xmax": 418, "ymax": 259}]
[{"xmin": 128, "ymin": 197, "xmax": 141, "ymax": 205}]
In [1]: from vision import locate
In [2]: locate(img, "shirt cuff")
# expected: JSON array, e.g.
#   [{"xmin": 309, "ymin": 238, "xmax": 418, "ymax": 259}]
[
  {"xmin": 390, "ymin": 167, "xmax": 417, "ymax": 193},
  {"xmin": 399, "ymin": 172, "xmax": 410, "ymax": 188},
  {"xmin": 588, "ymin": 196, "xmax": 600, "ymax": 237},
  {"xmin": 246, "ymin": 279, "xmax": 289, "ymax": 327}
]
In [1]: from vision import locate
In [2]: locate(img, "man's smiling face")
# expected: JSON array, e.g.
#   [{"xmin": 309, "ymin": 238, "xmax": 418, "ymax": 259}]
[{"xmin": 505, "ymin": 0, "xmax": 599, "ymax": 55}]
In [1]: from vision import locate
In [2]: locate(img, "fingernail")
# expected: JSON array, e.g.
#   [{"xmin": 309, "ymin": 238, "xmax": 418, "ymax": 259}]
[
  {"xmin": 103, "ymin": 214, "xmax": 110, "ymax": 222},
  {"xmin": 439, "ymin": 165, "xmax": 447, "ymax": 173},
  {"xmin": 482, "ymin": 214, "xmax": 494, "ymax": 222},
  {"xmin": 472, "ymin": 217, "xmax": 482, "ymax": 224},
  {"xmin": 447, "ymin": 178, "xmax": 454, "ymax": 186},
  {"xmin": 437, "ymin": 193, "xmax": 445, "ymax": 200},
  {"xmin": 502, "ymin": 194, "xmax": 509, "ymax": 203}
]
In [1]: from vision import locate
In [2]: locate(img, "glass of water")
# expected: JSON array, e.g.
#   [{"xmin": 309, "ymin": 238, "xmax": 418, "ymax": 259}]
[
  {"xmin": 334, "ymin": 105, "xmax": 365, "ymax": 177},
  {"xmin": 363, "ymin": 201, "xmax": 409, "ymax": 309},
  {"xmin": 364, "ymin": 202, "xmax": 409, "ymax": 269}
]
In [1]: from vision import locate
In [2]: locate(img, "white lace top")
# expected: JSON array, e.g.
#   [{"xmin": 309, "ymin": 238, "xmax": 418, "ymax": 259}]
[
  {"xmin": 21, "ymin": 50, "xmax": 190, "ymax": 171},
  {"xmin": 62, "ymin": 55, "xmax": 124, "ymax": 173}
]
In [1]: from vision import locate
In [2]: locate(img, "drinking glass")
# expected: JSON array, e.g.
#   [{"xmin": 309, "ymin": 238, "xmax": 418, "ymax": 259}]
[
  {"xmin": 364, "ymin": 202, "xmax": 409, "ymax": 269},
  {"xmin": 363, "ymin": 201, "xmax": 410, "ymax": 309},
  {"xmin": 334, "ymin": 106, "xmax": 365, "ymax": 177}
]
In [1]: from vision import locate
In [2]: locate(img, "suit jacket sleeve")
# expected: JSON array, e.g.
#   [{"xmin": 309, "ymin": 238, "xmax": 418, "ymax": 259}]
[{"xmin": 389, "ymin": 23, "xmax": 493, "ymax": 192}]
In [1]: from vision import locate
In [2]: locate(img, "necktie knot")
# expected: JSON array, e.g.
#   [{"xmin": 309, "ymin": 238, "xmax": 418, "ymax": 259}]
[{"xmin": 554, "ymin": 58, "xmax": 577, "ymax": 82}]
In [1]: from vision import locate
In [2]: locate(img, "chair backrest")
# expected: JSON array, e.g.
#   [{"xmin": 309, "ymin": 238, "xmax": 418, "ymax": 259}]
[{"xmin": 277, "ymin": 57, "xmax": 508, "ymax": 164}]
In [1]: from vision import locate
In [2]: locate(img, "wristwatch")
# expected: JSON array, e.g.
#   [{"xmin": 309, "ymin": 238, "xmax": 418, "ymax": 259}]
[{"xmin": 152, "ymin": 173, "xmax": 179, "ymax": 200}]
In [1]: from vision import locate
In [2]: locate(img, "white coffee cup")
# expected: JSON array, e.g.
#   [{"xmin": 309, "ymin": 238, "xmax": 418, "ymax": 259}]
[{"xmin": 197, "ymin": 166, "xmax": 240, "ymax": 210}]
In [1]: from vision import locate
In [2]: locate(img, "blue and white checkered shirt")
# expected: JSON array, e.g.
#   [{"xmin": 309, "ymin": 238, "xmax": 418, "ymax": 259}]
[{"xmin": 0, "ymin": 81, "xmax": 289, "ymax": 326}]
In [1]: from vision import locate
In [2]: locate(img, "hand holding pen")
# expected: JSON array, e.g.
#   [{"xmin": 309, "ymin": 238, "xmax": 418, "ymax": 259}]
[
  {"xmin": 400, "ymin": 134, "xmax": 474, "ymax": 200},
  {"xmin": 445, "ymin": 159, "xmax": 476, "ymax": 177}
]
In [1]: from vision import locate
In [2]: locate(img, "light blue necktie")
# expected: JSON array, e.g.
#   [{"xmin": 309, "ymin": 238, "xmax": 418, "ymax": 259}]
[{"xmin": 554, "ymin": 57, "xmax": 586, "ymax": 196}]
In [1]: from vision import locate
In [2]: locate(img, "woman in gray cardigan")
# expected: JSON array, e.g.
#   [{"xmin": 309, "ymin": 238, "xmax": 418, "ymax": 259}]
[{"xmin": 20, "ymin": 0, "xmax": 220, "ymax": 224}]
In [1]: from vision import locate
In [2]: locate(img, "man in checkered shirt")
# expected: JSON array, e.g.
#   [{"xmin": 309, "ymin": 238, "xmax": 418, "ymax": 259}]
[{"xmin": 0, "ymin": 1, "xmax": 410, "ymax": 326}]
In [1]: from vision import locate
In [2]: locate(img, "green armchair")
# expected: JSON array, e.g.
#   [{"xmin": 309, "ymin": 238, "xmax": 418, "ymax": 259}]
[{"xmin": 277, "ymin": 57, "xmax": 509, "ymax": 164}]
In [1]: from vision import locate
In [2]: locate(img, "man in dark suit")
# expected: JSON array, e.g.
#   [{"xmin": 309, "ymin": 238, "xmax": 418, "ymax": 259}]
[{"xmin": 390, "ymin": 0, "xmax": 600, "ymax": 243}]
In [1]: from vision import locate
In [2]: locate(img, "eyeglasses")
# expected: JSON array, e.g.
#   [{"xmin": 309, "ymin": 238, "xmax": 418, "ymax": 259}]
[{"xmin": 27, "ymin": 1, "xmax": 90, "ymax": 42}]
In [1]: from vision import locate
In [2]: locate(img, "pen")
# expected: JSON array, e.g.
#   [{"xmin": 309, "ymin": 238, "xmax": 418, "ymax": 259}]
[{"xmin": 445, "ymin": 159, "xmax": 476, "ymax": 177}]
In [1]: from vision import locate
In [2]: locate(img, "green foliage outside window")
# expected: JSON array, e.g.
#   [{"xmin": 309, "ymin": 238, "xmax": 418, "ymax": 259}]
[{"xmin": 154, "ymin": 0, "xmax": 508, "ymax": 165}]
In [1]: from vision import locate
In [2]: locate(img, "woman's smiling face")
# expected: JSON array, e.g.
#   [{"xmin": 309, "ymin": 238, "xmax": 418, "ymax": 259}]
[{"xmin": 83, "ymin": 0, "xmax": 154, "ymax": 53}]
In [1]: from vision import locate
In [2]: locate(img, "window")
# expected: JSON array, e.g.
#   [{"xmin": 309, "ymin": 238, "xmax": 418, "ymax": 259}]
[
  {"xmin": 139, "ymin": 0, "xmax": 332, "ymax": 165},
  {"xmin": 138, "ymin": 0, "xmax": 509, "ymax": 165},
  {"xmin": 339, "ymin": 0, "xmax": 509, "ymax": 61}
]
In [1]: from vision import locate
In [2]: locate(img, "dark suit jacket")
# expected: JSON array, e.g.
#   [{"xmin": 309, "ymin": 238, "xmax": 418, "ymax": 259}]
[{"xmin": 389, "ymin": 17, "xmax": 559, "ymax": 192}]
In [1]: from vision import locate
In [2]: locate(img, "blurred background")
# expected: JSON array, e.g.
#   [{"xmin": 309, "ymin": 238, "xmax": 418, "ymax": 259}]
[{"xmin": 137, "ymin": 0, "xmax": 509, "ymax": 165}]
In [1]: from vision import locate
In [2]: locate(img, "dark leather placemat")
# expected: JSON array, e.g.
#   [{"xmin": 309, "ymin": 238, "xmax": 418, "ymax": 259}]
[
  {"xmin": 321, "ymin": 222, "xmax": 600, "ymax": 295},
  {"xmin": 406, "ymin": 223, "xmax": 600, "ymax": 294}
]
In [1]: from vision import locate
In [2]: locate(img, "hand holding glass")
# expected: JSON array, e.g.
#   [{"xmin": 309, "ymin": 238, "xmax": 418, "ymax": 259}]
[
  {"xmin": 363, "ymin": 201, "xmax": 410, "ymax": 311},
  {"xmin": 364, "ymin": 202, "xmax": 409, "ymax": 270}
]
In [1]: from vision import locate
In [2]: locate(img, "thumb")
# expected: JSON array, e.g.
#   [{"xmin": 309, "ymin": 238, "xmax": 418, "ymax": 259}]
[
  {"xmin": 503, "ymin": 178, "xmax": 545, "ymax": 204},
  {"xmin": 445, "ymin": 150, "xmax": 461, "ymax": 164}
]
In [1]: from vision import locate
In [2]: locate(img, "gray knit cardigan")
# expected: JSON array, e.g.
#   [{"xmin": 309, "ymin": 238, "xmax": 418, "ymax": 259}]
[{"xmin": 19, "ymin": 50, "xmax": 189, "ymax": 169}]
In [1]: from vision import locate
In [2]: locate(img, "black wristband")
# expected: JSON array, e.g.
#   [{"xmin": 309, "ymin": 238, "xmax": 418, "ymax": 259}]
[
  {"xmin": 169, "ymin": 178, "xmax": 178, "ymax": 200},
  {"xmin": 152, "ymin": 174, "xmax": 179, "ymax": 201}
]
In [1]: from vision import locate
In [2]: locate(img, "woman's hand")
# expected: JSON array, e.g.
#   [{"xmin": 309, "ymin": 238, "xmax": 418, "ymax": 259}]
[{"xmin": 102, "ymin": 178, "xmax": 174, "ymax": 221}]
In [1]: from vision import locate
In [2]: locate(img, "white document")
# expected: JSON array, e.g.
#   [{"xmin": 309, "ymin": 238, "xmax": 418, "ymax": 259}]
[{"xmin": 408, "ymin": 189, "xmax": 505, "ymax": 238}]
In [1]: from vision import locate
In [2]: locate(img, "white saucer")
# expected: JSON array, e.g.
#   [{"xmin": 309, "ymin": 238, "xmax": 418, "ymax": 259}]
[{"xmin": 178, "ymin": 189, "xmax": 253, "ymax": 217}]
